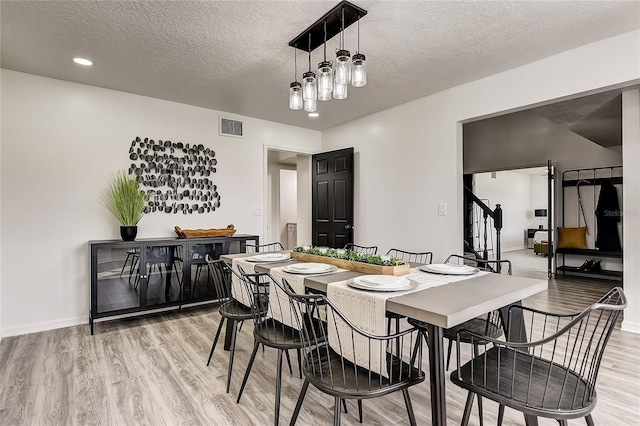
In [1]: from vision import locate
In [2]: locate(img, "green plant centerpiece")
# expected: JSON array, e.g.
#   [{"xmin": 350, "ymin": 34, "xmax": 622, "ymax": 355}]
[
  {"xmin": 291, "ymin": 246, "xmax": 409, "ymax": 275},
  {"xmin": 293, "ymin": 246, "xmax": 405, "ymax": 266},
  {"xmin": 102, "ymin": 170, "xmax": 149, "ymax": 241}
]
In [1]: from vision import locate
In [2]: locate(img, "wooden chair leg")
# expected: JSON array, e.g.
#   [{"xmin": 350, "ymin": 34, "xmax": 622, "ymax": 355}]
[
  {"xmin": 289, "ymin": 379, "xmax": 309, "ymax": 426},
  {"xmin": 207, "ymin": 317, "xmax": 225, "ymax": 366},
  {"xmin": 461, "ymin": 392, "xmax": 474, "ymax": 426},
  {"xmin": 334, "ymin": 397, "xmax": 342, "ymax": 426},
  {"xmin": 402, "ymin": 388, "xmax": 417, "ymax": 426},
  {"xmin": 585, "ymin": 415, "xmax": 595, "ymax": 426},
  {"xmin": 236, "ymin": 340, "xmax": 259, "ymax": 403}
]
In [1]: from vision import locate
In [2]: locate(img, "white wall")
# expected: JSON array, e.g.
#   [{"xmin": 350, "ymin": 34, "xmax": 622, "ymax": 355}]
[
  {"xmin": 475, "ymin": 171, "xmax": 530, "ymax": 252},
  {"xmin": 321, "ymin": 31, "xmax": 640, "ymax": 328},
  {"xmin": 0, "ymin": 70, "xmax": 321, "ymax": 336},
  {"xmin": 279, "ymin": 169, "xmax": 297, "ymax": 249},
  {"xmin": 622, "ymin": 88, "xmax": 640, "ymax": 333},
  {"xmin": 296, "ymin": 155, "xmax": 312, "ymax": 246},
  {"xmin": 529, "ymin": 173, "xmax": 548, "ymax": 229}
]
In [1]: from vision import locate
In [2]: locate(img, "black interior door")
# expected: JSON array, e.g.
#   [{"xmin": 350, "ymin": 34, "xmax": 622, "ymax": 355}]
[{"xmin": 312, "ymin": 148, "xmax": 354, "ymax": 248}]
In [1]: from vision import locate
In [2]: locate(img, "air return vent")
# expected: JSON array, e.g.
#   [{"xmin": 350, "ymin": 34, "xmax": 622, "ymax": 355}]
[{"xmin": 219, "ymin": 117, "xmax": 243, "ymax": 137}]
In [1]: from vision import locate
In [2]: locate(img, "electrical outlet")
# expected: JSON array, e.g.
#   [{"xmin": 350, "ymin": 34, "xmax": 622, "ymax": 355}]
[
  {"xmin": 252, "ymin": 206, "xmax": 262, "ymax": 216},
  {"xmin": 438, "ymin": 202, "xmax": 447, "ymax": 216}
]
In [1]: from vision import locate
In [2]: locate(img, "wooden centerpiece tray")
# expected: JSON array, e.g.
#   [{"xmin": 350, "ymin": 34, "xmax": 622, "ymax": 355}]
[
  {"xmin": 175, "ymin": 224, "xmax": 236, "ymax": 238},
  {"xmin": 290, "ymin": 252, "xmax": 410, "ymax": 276}
]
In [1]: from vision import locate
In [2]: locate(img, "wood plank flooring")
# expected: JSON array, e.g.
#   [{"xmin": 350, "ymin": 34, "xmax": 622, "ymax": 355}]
[{"xmin": 2, "ymin": 269, "xmax": 639, "ymax": 425}]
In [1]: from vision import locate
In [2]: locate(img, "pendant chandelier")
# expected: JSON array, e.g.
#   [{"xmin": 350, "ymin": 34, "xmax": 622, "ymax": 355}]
[{"xmin": 288, "ymin": 1, "xmax": 367, "ymax": 112}]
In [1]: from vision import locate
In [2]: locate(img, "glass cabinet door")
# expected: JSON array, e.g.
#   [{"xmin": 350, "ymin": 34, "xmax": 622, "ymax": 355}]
[
  {"xmin": 95, "ymin": 246, "xmax": 141, "ymax": 313},
  {"xmin": 141, "ymin": 243, "xmax": 183, "ymax": 307},
  {"xmin": 184, "ymin": 242, "xmax": 222, "ymax": 302}
]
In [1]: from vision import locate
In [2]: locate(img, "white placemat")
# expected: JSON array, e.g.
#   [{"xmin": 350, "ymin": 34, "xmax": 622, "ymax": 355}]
[
  {"xmin": 269, "ymin": 266, "xmax": 346, "ymax": 329},
  {"xmin": 230, "ymin": 257, "xmax": 258, "ymax": 307},
  {"xmin": 326, "ymin": 268, "xmax": 489, "ymax": 377}
]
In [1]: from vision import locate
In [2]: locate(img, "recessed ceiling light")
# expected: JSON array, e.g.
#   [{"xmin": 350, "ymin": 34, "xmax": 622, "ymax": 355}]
[
  {"xmin": 308, "ymin": 113, "xmax": 319, "ymax": 118},
  {"xmin": 73, "ymin": 57, "xmax": 93, "ymax": 66}
]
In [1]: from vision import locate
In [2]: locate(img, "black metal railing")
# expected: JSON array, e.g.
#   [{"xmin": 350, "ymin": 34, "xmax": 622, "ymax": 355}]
[{"xmin": 464, "ymin": 186, "xmax": 503, "ymax": 261}]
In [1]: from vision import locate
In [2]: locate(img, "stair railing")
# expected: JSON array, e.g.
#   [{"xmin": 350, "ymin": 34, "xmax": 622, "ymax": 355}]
[{"xmin": 464, "ymin": 186, "xmax": 503, "ymax": 261}]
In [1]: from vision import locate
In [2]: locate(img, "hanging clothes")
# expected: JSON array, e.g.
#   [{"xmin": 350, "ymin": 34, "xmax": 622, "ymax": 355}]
[{"xmin": 595, "ymin": 180, "xmax": 622, "ymax": 252}]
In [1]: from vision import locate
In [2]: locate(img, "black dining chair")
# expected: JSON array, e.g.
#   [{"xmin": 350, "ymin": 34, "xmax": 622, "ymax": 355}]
[
  {"xmin": 233, "ymin": 270, "xmax": 306, "ymax": 426},
  {"xmin": 204, "ymin": 255, "xmax": 263, "ymax": 394},
  {"xmin": 245, "ymin": 242, "xmax": 285, "ymax": 253},
  {"xmin": 451, "ymin": 287, "xmax": 626, "ymax": 426},
  {"xmin": 343, "ymin": 243, "xmax": 378, "ymax": 255},
  {"xmin": 288, "ymin": 290, "xmax": 425, "ymax": 426},
  {"xmin": 386, "ymin": 248, "xmax": 433, "ymax": 265},
  {"xmin": 384, "ymin": 248, "xmax": 433, "ymax": 346},
  {"xmin": 408, "ymin": 255, "xmax": 512, "ymax": 425}
]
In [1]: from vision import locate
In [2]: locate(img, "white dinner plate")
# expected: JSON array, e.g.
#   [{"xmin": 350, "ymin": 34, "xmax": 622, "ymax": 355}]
[
  {"xmin": 347, "ymin": 275, "xmax": 417, "ymax": 292},
  {"xmin": 246, "ymin": 253, "xmax": 291, "ymax": 262},
  {"xmin": 420, "ymin": 263, "xmax": 479, "ymax": 275},
  {"xmin": 282, "ymin": 263, "xmax": 337, "ymax": 274}
]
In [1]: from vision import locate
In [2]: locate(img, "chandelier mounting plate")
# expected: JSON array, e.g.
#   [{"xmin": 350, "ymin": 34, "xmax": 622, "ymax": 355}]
[{"xmin": 288, "ymin": 1, "xmax": 367, "ymax": 52}]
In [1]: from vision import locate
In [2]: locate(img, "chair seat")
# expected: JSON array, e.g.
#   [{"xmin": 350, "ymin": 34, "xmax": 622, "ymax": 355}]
[
  {"xmin": 450, "ymin": 346, "xmax": 594, "ymax": 419},
  {"xmin": 442, "ymin": 317, "xmax": 503, "ymax": 343},
  {"xmin": 254, "ymin": 318, "xmax": 302, "ymax": 349},
  {"xmin": 305, "ymin": 345, "xmax": 424, "ymax": 398},
  {"xmin": 219, "ymin": 300, "xmax": 255, "ymax": 320}
]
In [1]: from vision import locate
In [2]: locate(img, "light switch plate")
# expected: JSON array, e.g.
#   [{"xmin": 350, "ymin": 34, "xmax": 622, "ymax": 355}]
[
  {"xmin": 438, "ymin": 202, "xmax": 447, "ymax": 216},
  {"xmin": 252, "ymin": 206, "xmax": 262, "ymax": 216}
]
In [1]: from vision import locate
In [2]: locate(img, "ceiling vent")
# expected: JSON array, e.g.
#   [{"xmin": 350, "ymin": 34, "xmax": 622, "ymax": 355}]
[{"xmin": 219, "ymin": 117, "xmax": 243, "ymax": 138}]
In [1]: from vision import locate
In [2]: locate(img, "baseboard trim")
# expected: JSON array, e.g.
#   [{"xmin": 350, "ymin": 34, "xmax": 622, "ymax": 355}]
[
  {"xmin": 502, "ymin": 246, "xmax": 526, "ymax": 253},
  {"xmin": 1, "ymin": 315, "xmax": 87, "ymax": 338},
  {"xmin": 621, "ymin": 320, "xmax": 640, "ymax": 334}
]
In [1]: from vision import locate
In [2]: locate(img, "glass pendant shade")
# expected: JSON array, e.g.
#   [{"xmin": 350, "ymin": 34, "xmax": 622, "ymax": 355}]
[
  {"xmin": 335, "ymin": 50, "xmax": 351, "ymax": 85},
  {"xmin": 334, "ymin": 80, "xmax": 348, "ymax": 100},
  {"xmin": 289, "ymin": 82, "xmax": 303, "ymax": 110},
  {"xmin": 303, "ymin": 98, "xmax": 317, "ymax": 112},
  {"xmin": 302, "ymin": 71, "xmax": 317, "ymax": 101},
  {"xmin": 317, "ymin": 61, "xmax": 333, "ymax": 101},
  {"xmin": 351, "ymin": 53, "xmax": 367, "ymax": 87}
]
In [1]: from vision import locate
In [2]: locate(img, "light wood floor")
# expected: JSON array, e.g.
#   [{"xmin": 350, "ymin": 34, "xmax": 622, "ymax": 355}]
[{"xmin": 1, "ymin": 272, "xmax": 639, "ymax": 425}]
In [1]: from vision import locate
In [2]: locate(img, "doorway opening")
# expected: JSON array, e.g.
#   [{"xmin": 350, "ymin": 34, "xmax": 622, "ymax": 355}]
[
  {"xmin": 468, "ymin": 166, "xmax": 553, "ymax": 280},
  {"xmin": 266, "ymin": 149, "xmax": 311, "ymax": 250}
]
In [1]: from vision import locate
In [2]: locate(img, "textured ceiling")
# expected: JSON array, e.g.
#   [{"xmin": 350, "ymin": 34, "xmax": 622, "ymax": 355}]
[{"xmin": 2, "ymin": 1, "xmax": 639, "ymax": 131}]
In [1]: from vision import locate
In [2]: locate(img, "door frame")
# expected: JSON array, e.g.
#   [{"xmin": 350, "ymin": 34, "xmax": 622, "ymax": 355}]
[{"xmin": 263, "ymin": 144, "xmax": 315, "ymax": 246}]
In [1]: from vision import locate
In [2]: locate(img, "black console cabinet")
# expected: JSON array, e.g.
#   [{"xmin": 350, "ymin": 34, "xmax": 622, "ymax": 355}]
[{"xmin": 89, "ymin": 234, "xmax": 258, "ymax": 334}]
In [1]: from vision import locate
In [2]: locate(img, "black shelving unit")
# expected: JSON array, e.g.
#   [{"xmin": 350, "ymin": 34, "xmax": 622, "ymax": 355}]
[
  {"xmin": 555, "ymin": 166, "xmax": 623, "ymax": 281},
  {"xmin": 88, "ymin": 234, "xmax": 259, "ymax": 334}
]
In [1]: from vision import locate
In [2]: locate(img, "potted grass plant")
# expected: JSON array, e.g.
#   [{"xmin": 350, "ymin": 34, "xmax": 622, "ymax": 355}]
[{"xmin": 102, "ymin": 170, "xmax": 149, "ymax": 241}]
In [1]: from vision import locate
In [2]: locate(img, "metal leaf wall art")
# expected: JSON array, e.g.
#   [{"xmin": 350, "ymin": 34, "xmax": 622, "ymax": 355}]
[{"xmin": 128, "ymin": 136, "xmax": 220, "ymax": 214}]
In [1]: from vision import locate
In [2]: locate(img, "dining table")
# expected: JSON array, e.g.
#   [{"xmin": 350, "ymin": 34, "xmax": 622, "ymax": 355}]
[{"xmin": 220, "ymin": 252, "xmax": 548, "ymax": 426}]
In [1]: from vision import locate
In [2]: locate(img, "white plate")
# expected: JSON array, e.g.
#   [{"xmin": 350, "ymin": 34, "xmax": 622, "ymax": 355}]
[
  {"xmin": 420, "ymin": 263, "xmax": 479, "ymax": 275},
  {"xmin": 246, "ymin": 253, "xmax": 291, "ymax": 262},
  {"xmin": 348, "ymin": 277, "xmax": 417, "ymax": 292},
  {"xmin": 283, "ymin": 263, "xmax": 337, "ymax": 275}
]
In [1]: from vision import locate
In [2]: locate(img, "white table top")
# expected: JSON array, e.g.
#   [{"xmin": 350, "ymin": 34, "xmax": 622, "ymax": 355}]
[{"xmin": 220, "ymin": 252, "xmax": 548, "ymax": 329}]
